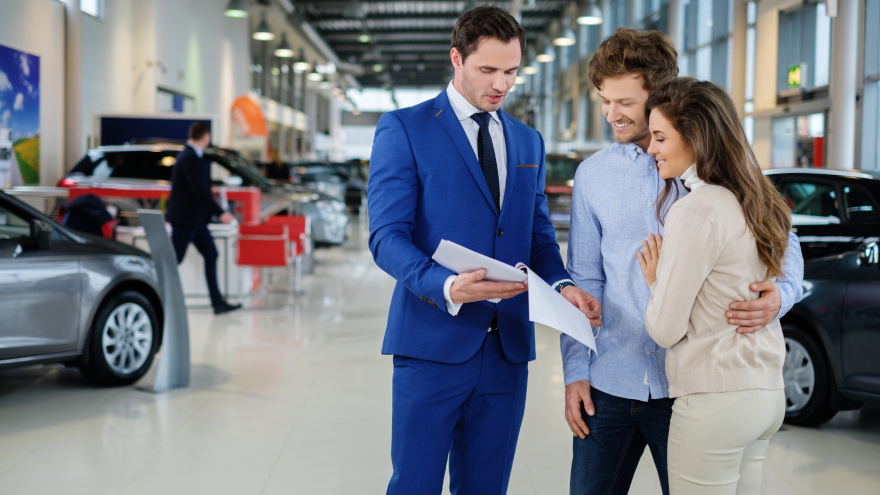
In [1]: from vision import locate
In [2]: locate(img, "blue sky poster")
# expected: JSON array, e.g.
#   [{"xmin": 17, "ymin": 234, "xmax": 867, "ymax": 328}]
[{"xmin": 0, "ymin": 43, "xmax": 39, "ymax": 185}]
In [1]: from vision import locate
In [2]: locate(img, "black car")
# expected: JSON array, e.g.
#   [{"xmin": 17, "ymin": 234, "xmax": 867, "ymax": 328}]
[
  {"xmin": 764, "ymin": 168, "xmax": 880, "ymax": 425},
  {"xmin": 765, "ymin": 168, "xmax": 880, "ymax": 260},
  {"xmin": 780, "ymin": 247, "xmax": 880, "ymax": 425}
]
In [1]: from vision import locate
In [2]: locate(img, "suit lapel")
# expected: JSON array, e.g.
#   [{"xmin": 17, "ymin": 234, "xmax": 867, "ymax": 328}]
[
  {"xmin": 499, "ymin": 109, "xmax": 518, "ymax": 217},
  {"xmin": 433, "ymin": 91, "xmax": 498, "ymax": 213}
]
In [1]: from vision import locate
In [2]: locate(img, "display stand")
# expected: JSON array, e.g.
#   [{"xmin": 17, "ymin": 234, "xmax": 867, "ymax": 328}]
[{"xmin": 136, "ymin": 210, "xmax": 190, "ymax": 392}]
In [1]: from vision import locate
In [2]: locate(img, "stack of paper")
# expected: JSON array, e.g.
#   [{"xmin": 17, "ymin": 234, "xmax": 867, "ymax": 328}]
[{"xmin": 432, "ymin": 240, "xmax": 597, "ymax": 353}]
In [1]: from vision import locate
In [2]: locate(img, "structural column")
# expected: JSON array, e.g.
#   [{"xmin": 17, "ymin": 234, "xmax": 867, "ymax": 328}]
[
  {"xmin": 827, "ymin": 0, "xmax": 859, "ymax": 170},
  {"xmin": 64, "ymin": 0, "xmax": 82, "ymax": 170},
  {"xmin": 730, "ymin": 0, "xmax": 748, "ymax": 116},
  {"xmin": 667, "ymin": 0, "xmax": 684, "ymax": 52}
]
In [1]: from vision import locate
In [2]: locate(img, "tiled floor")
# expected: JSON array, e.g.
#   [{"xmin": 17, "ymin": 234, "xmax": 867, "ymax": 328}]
[{"xmin": 0, "ymin": 218, "xmax": 879, "ymax": 494}]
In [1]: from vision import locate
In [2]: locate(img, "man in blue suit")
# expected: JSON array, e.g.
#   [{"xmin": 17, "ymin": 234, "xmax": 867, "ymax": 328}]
[{"xmin": 368, "ymin": 6, "xmax": 602, "ymax": 494}]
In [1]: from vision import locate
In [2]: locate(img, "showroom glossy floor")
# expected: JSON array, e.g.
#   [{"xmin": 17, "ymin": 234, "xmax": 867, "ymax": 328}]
[{"xmin": 0, "ymin": 216, "xmax": 879, "ymax": 494}]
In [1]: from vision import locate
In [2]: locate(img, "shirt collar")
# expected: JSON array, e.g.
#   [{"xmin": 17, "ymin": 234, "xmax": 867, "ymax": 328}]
[
  {"xmin": 446, "ymin": 81, "xmax": 500, "ymax": 125},
  {"xmin": 610, "ymin": 141, "xmax": 648, "ymax": 162},
  {"xmin": 187, "ymin": 142, "xmax": 204, "ymax": 158},
  {"xmin": 681, "ymin": 164, "xmax": 706, "ymax": 190}
]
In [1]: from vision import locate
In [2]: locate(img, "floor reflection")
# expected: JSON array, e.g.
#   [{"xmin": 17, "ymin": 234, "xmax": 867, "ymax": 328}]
[{"xmin": 0, "ymin": 217, "xmax": 876, "ymax": 494}]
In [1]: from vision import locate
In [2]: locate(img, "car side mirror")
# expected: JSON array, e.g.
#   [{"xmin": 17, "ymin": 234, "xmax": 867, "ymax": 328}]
[
  {"xmin": 32, "ymin": 221, "xmax": 52, "ymax": 250},
  {"xmin": 859, "ymin": 241, "xmax": 879, "ymax": 266}
]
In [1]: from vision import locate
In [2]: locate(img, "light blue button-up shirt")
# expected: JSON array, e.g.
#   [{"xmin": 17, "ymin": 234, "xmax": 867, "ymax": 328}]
[{"xmin": 561, "ymin": 141, "xmax": 804, "ymax": 401}]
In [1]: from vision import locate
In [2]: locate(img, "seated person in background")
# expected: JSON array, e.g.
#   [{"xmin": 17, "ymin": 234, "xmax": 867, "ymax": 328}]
[{"xmin": 61, "ymin": 193, "xmax": 114, "ymax": 238}]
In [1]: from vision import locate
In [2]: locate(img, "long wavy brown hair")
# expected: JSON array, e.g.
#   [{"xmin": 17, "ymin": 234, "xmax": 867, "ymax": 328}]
[{"xmin": 646, "ymin": 78, "xmax": 791, "ymax": 277}]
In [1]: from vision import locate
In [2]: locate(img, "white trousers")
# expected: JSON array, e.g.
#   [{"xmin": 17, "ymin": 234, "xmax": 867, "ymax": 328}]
[{"xmin": 667, "ymin": 388, "xmax": 785, "ymax": 495}]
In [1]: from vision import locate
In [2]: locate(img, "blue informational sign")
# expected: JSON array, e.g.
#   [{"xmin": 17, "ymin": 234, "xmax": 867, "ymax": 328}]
[
  {"xmin": 173, "ymin": 94, "xmax": 185, "ymax": 113},
  {"xmin": 99, "ymin": 116, "xmax": 212, "ymax": 146}
]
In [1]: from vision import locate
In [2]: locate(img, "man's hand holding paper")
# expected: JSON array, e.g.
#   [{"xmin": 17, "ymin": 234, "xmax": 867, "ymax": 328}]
[
  {"xmin": 522, "ymin": 267, "xmax": 598, "ymax": 352},
  {"xmin": 432, "ymin": 240, "xmax": 599, "ymax": 352},
  {"xmin": 560, "ymin": 286, "xmax": 602, "ymax": 328},
  {"xmin": 449, "ymin": 268, "xmax": 528, "ymax": 304}
]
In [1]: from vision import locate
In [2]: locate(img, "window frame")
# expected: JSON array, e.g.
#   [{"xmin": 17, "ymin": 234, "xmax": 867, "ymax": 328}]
[
  {"xmin": 80, "ymin": 0, "xmax": 103, "ymax": 20},
  {"xmin": 776, "ymin": 2, "xmax": 832, "ymax": 97},
  {"xmin": 680, "ymin": 0, "xmax": 733, "ymax": 90},
  {"xmin": 840, "ymin": 182, "xmax": 880, "ymax": 224},
  {"xmin": 861, "ymin": 0, "xmax": 880, "ymax": 171},
  {"xmin": 777, "ymin": 177, "xmax": 843, "ymax": 226}
]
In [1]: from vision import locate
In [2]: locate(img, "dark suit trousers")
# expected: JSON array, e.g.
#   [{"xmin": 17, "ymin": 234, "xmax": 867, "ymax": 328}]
[
  {"xmin": 171, "ymin": 224, "xmax": 224, "ymax": 307},
  {"xmin": 387, "ymin": 330, "xmax": 528, "ymax": 495}
]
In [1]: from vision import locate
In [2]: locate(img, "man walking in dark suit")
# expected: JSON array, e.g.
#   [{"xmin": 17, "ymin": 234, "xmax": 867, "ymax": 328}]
[
  {"xmin": 166, "ymin": 122, "xmax": 240, "ymax": 315},
  {"xmin": 368, "ymin": 6, "xmax": 601, "ymax": 494}
]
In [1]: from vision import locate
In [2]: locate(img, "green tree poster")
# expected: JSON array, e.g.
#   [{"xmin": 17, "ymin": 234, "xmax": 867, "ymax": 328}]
[{"xmin": 0, "ymin": 43, "xmax": 39, "ymax": 187}]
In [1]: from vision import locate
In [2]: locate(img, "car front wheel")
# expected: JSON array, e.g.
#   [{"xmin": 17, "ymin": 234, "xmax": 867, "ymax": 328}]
[
  {"xmin": 782, "ymin": 324, "xmax": 837, "ymax": 426},
  {"xmin": 79, "ymin": 290, "xmax": 160, "ymax": 386}
]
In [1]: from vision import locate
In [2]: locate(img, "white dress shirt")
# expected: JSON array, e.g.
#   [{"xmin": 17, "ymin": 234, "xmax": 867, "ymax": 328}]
[
  {"xmin": 444, "ymin": 81, "xmax": 508, "ymax": 206},
  {"xmin": 440, "ymin": 82, "xmax": 572, "ymax": 316},
  {"xmin": 442, "ymin": 81, "xmax": 510, "ymax": 315}
]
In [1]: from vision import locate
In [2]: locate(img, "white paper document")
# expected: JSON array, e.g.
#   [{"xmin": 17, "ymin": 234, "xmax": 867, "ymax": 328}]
[
  {"xmin": 432, "ymin": 239, "xmax": 526, "ymax": 303},
  {"xmin": 431, "ymin": 240, "xmax": 597, "ymax": 353},
  {"xmin": 432, "ymin": 239, "xmax": 527, "ymax": 283},
  {"xmin": 522, "ymin": 265, "xmax": 597, "ymax": 353}
]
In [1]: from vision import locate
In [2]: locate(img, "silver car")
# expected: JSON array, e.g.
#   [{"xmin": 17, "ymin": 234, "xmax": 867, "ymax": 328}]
[{"xmin": 0, "ymin": 191, "xmax": 163, "ymax": 386}]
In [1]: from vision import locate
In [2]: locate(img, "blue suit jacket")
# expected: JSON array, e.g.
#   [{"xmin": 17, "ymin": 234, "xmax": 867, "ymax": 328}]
[{"xmin": 368, "ymin": 89, "xmax": 570, "ymax": 364}]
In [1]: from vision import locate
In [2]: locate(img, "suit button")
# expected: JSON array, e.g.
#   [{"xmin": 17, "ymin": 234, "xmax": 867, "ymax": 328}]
[{"xmin": 497, "ymin": 228, "xmax": 504, "ymax": 236}]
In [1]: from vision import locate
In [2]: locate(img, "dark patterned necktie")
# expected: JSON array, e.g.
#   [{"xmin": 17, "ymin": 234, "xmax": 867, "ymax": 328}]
[{"xmin": 471, "ymin": 112, "xmax": 500, "ymax": 211}]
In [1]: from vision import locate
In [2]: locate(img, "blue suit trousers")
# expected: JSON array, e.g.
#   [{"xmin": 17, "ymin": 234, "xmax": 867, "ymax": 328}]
[{"xmin": 388, "ymin": 330, "xmax": 528, "ymax": 495}]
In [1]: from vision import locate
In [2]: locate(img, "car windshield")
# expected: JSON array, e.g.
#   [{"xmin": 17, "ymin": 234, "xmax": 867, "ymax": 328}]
[
  {"xmin": 0, "ymin": 203, "xmax": 30, "ymax": 240},
  {"xmin": 71, "ymin": 151, "xmax": 179, "ymax": 182},
  {"xmin": 208, "ymin": 148, "xmax": 273, "ymax": 189}
]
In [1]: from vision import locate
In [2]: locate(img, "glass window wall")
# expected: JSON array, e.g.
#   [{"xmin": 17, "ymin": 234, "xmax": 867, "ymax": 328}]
[
  {"xmin": 776, "ymin": 2, "xmax": 831, "ymax": 95},
  {"xmin": 681, "ymin": 0, "xmax": 731, "ymax": 89},
  {"xmin": 862, "ymin": 0, "xmax": 880, "ymax": 171},
  {"xmin": 743, "ymin": 1, "xmax": 757, "ymax": 143}
]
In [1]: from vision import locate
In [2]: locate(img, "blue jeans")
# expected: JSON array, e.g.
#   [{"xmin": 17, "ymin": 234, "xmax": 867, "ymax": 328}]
[{"xmin": 570, "ymin": 387, "xmax": 674, "ymax": 495}]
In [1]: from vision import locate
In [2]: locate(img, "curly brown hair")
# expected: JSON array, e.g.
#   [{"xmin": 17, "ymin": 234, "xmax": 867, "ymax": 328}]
[
  {"xmin": 451, "ymin": 5, "xmax": 526, "ymax": 62},
  {"xmin": 589, "ymin": 28, "xmax": 678, "ymax": 92},
  {"xmin": 647, "ymin": 78, "xmax": 791, "ymax": 278}
]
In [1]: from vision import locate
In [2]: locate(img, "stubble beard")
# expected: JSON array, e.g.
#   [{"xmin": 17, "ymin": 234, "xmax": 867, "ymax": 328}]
[{"xmin": 613, "ymin": 122, "xmax": 648, "ymax": 146}]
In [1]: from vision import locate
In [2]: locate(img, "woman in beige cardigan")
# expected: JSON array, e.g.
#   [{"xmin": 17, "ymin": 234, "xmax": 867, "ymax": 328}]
[{"xmin": 637, "ymin": 78, "xmax": 792, "ymax": 495}]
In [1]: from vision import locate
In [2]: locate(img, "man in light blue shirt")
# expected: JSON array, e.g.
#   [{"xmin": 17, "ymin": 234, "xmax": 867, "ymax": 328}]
[{"xmin": 562, "ymin": 28, "xmax": 804, "ymax": 495}]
